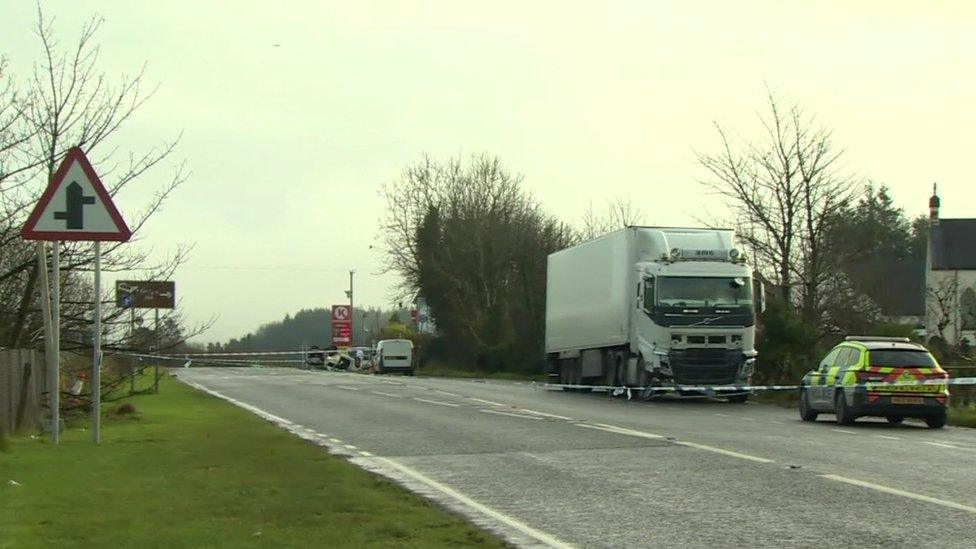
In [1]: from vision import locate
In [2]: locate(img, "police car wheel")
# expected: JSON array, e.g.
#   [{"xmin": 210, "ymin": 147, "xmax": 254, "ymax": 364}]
[
  {"xmin": 886, "ymin": 416, "xmax": 904, "ymax": 425},
  {"xmin": 835, "ymin": 392, "xmax": 855, "ymax": 425},
  {"xmin": 799, "ymin": 390, "xmax": 818, "ymax": 422},
  {"xmin": 925, "ymin": 413, "xmax": 947, "ymax": 429}
]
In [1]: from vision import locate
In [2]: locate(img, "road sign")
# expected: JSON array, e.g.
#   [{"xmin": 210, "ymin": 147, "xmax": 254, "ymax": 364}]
[
  {"xmin": 20, "ymin": 147, "xmax": 132, "ymax": 242},
  {"xmin": 115, "ymin": 280, "xmax": 176, "ymax": 309},
  {"xmin": 332, "ymin": 305, "xmax": 351, "ymax": 321},
  {"xmin": 332, "ymin": 304, "xmax": 352, "ymax": 346}
]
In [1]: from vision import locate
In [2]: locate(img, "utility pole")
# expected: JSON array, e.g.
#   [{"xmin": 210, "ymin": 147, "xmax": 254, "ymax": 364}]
[{"xmin": 348, "ymin": 270, "xmax": 355, "ymax": 345}]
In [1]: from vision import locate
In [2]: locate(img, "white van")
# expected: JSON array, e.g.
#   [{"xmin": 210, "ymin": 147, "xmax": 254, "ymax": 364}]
[{"xmin": 374, "ymin": 339, "xmax": 414, "ymax": 374}]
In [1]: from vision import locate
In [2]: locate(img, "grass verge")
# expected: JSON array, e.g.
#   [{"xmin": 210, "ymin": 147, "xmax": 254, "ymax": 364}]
[
  {"xmin": 416, "ymin": 362, "xmax": 544, "ymax": 382},
  {"xmin": 0, "ymin": 373, "xmax": 503, "ymax": 548}
]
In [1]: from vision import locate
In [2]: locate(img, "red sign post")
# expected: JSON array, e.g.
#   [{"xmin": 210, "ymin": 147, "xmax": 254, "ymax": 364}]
[{"xmin": 331, "ymin": 305, "xmax": 352, "ymax": 347}]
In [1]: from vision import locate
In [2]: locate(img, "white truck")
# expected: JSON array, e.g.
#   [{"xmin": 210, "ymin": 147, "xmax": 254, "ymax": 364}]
[{"xmin": 545, "ymin": 227, "xmax": 764, "ymax": 401}]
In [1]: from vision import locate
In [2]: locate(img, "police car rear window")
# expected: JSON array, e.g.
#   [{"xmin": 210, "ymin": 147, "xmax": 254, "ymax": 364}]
[{"xmin": 868, "ymin": 350, "xmax": 936, "ymax": 368}]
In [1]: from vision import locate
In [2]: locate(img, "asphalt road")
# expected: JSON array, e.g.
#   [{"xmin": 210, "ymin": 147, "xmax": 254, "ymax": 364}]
[{"xmin": 176, "ymin": 367, "xmax": 976, "ymax": 548}]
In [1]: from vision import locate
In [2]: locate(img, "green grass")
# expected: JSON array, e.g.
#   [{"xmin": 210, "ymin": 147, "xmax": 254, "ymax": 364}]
[
  {"xmin": 948, "ymin": 406, "xmax": 976, "ymax": 428},
  {"xmin": 416, "ymin": 362, "xmax": 544, "ymax": 382},
  {"xmin": 0, "ymin": 374, "xmax": 504, "ymax": 548}
]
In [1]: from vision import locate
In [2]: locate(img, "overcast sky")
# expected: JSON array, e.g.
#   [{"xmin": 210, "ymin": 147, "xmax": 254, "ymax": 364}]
[{"xmin": 4, "ymin": 1, "xmax": 974, "ymax": 342}]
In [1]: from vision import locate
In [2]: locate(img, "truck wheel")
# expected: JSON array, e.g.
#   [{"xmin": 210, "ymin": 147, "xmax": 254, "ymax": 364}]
[
  {"xmin": 798, "ymin": 389, "xmax": 818, "ymax": 422},
  {"xmin": 835, "ymin": 391, "xmax": 855, "ymax": 426}
]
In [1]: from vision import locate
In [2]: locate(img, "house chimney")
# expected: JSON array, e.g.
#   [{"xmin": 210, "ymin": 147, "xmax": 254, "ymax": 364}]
[{"xmin": 929, "ymin": 183, "xmax": 940, "ymax": 225}]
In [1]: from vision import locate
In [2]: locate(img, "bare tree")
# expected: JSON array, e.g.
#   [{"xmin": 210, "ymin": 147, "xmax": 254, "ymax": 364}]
[
  {"xmin": 0, "ymin": 9, "xmax": 194, "ymax": 352},
  {"xmin": 928, "ymin": 274, "xmax": 959, "ymax": 344},
  {"xmin": 579, "ymin": 198, "xmax": 645, "ymax": 240},
  {"xmin": 697, "ymin": 90, "xmax": 859, "ymax": 324}
]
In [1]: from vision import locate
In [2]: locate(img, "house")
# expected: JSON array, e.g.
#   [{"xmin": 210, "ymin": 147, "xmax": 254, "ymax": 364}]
[{"xmin": 925, "ymin": 186, "xmax": 976, "ymax": 346}]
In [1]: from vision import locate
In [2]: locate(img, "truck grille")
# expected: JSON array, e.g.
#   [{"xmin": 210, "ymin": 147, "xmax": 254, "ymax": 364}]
[{"xmin": 669, "ymin": 348, "xmax": 740, "ymax": 385}]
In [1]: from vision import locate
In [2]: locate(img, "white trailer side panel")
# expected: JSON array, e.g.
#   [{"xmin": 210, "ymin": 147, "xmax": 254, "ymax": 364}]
[{"xmin": 545, "ymin": 229, "xmax": 633, "ymax": 353}]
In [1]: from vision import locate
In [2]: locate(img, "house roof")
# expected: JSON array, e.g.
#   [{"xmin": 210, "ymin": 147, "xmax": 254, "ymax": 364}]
[{"xmin": 930, "ymin": 219, "xmax": 976, "ymax": 270}]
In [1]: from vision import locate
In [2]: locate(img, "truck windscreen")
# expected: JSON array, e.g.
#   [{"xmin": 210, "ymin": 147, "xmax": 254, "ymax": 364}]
[{"xmin": 657, "ymin": 277, "xmax": 753, "ymax": 308}]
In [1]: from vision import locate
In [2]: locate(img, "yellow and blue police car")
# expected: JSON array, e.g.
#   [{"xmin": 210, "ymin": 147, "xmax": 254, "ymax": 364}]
[{"xmin": 798, "ymin": 336, "xmax": 949, "ymax": 429}]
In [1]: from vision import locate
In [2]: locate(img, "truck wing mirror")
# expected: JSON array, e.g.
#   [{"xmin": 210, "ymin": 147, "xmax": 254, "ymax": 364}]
[{"xmin": 753, "ymin": 278, "xmax": 766, "ymax": 314}]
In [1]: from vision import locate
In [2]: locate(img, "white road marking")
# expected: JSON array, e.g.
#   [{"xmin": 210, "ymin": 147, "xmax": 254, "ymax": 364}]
[
  {"xmin": 740, "ymin": 417, "xmax": 757, "ymax": 421},
  {"xmin": 582, "ymin": 423, "xmax": 664, "ymax": 440},
  {"xmin": 371, "ymin": 391, "xmax": 403, "ymax": 398},
  {"xmin": 578, "ymin": 422, "xmax": 773, "ymax": 463},
  {"xmin": 337, "ymin": 385, "xmax": 360, "ymax": 391},
  {"xmin": 470, "ymin": 397, "xmax": 506, "ymax": 407},
  {"xmin": 332, "ymin": 439, "xmax": 344, "ymax": 444},
  {"xmin": 359, "ymin": 451, "xmax": 373, "ymax": 457},
  {"xmin": 365, "ymin": 456, "xmax": 575, "ymax": 548},
  {"xmin": 481, "ymin": 409, "xmax": 544, "ymax": 420},
  {"xmin": 413, "ymin": 397, "xmax": 460, "ymax": 407},
  {"xmin": 821, "ymin": 474, "xmax": 976, "ymax": 515},
  {"xmin": 672, "ymin": 440, "xmax": 775, "ymax": 464},
  {"xmin": 875, "ymin": 435, "xmax": 902, "ymax": 441},
  {"xmin": 517, "ymin": 409, "xmax": 573, "ymax": 421},
  {"xmin": 766, "ymin": 420, "xmax": 785, "ymax": 425},
  {"xmin": 178, "ymin": 375, "xmax": 570, "ymax": 548},
  {"xmin": 922, "ymin": 441, "xmax": 962, "ymax": 450},
  {"xmin": 831, "ymin": 429, "xmax": 857, "ymax": 434},
  {"xmin": 435, "ymin": 390, "xmax": 462, "ymax": 397},
  {"xmin": 344, "ymin": 445, "xmax": 358, "ymax": 450},
  {"xmin": 713, "ymin": 413, "xmax": 730, "ymax": 418}
]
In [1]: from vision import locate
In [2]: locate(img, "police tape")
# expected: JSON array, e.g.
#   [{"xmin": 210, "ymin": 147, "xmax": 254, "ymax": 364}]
[{"xmin": 543, "ymin": 376, "xmax": 976, "ymax": 394}]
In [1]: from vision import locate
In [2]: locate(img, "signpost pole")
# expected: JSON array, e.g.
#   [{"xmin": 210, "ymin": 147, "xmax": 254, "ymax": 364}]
[
  {"xmin": 52, "ymin": 242, "xmax": 61, "ymax": 440},
  {"xmin": 349, "ymin": 270, "xmax": 354, "ymax": 346},
  {"xmin": 36, "ymin": 242, "xmax": 57, "ymax": 444},
  {"xmin": 154, "ymin": 308, "xmax": 160, "ymax": 394},
  {"xmin": 92, "ymin": 241, "xmax": 101, "ymax": 445}
]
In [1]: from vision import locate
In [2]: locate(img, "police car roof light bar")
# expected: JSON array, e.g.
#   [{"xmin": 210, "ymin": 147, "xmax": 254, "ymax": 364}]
[{"xmin": 844, "ymin": 335, "xmax": 911, "ymax": 343}]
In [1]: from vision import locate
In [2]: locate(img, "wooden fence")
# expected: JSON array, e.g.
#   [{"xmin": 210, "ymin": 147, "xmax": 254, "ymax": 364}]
[{"xmin": 1, "ymin": 349, "xmax": 46, "ymax": 433}]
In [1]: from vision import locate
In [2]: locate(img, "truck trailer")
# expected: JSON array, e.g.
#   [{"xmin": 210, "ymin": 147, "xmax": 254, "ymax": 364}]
[{"xmin": 544, "ymin": 226, "xmax": 764, "ymax": 401}]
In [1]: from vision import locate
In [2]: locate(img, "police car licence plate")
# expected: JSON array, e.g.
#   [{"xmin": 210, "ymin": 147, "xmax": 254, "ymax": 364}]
[{"xmin": 891, "ymin": 396, "xmax": 924, "ymax": 405}]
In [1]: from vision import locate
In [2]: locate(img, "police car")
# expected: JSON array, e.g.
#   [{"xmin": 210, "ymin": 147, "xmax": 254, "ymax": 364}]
[{"xmin": 798, "ymin": 336, "xmax": 949, "ymax": 429}]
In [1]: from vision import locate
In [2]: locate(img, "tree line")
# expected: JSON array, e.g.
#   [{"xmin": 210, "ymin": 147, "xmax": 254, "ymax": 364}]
[
  {"xmin": 379, "ymin": 93, "xmax": 961, "ymax": 381},
  {"xmin": 0, "ymin": 12, "xmax": 198, "ymax": 385}
]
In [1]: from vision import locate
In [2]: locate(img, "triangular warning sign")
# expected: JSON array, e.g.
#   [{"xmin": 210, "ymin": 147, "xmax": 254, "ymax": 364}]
[{"xmin": 20, "ymin": 147, "xmax": 132, "ymax": 242}]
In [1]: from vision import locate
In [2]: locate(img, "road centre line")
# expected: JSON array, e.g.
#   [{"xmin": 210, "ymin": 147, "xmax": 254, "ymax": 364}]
[
  {"xmin": 713, "ymin": 413, "xmax": 729, "ymax": 418},
  {"xmin": 580, "ymin": 423, "xmax": 774, "ymax": 463},
  {"xmin": 821, "ymin": 474, "xmax": 976, "ymax": 515},
  {"xmin": 583, "ymin": 423, "xmax": 664, "ymax": 440},
  {"xmin": 922, "ymin": 441, "xmax": 962, "ymax": 450},
  {"xmin": 469, "ymin": 397, "xmax": 506, "ymax": 407},
  {"xmin": 517, "ymin": 409, "xmax": 573, "ymax": 420},
  {"xmin": 413, "ymin": 397, "xmax": 460, "ymax": 407},
  {"xmin": 831, "ymin": 429, "xmax": 857, "ymax": 435},
  {"xmin": 875, "ymin": 435, "xmax": 902, "ymax": 440},
  {"xmin": 435, "ymin": 390, "xmax": 462, "ymax": 397},
  {"xmin": 371, "ymin": 391, "xmax": 403, "ymax": 398},
  {"xmin": 337, "ymin": 385, "xmax": 360, "ymax": 391},
  {"xmin": 177, "ymin": 376, "xmax": 570, "ymax": 548},
  {"xmin": 740, "ymin": 417, "xmax": 757, "ymax": 421},
  {"xmin": 359, "ymin": 451, "xmax": 373, "ymax": 457},
  {"xmin": 481, "ymin": 409, "xmax": 544, "ymax": 420},
  {"xmin": 344, "ymin": 445, "xmax": 358, "ymax": 450},
  {"xmin": 672, "ymin": 440, "xmax": 775, "ymax": 463}
]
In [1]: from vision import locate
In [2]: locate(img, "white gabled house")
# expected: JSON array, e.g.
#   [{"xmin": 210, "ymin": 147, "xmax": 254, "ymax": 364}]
[{"xmin": 925, "ymin": 186, "xmax": 976, "ymax": 346}]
